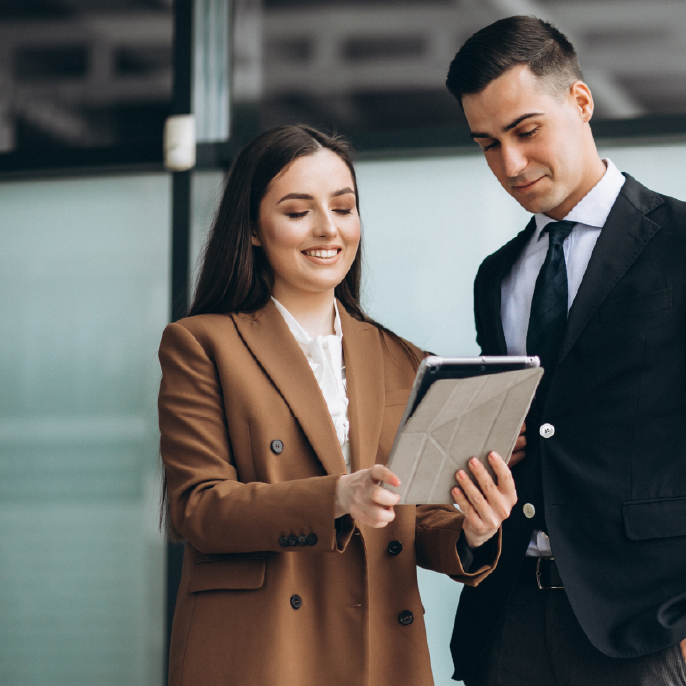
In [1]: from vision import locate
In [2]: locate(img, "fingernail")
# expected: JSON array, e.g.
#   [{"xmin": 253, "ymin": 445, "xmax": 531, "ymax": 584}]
[
  {"xmin": 470, "ymin": 457, "xmax": 479, "ymax": 466},
  {"xmin": 458, "ymin": 471, "xmax": 466, "ymax": 480}
]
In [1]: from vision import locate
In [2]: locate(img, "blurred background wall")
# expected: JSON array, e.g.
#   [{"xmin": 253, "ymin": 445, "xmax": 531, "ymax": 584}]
[{"xmin": 1, "ymin": 1, "xmax": 686, "ymax": 685}]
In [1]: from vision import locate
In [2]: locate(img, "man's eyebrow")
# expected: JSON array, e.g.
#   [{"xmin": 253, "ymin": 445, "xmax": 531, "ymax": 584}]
[
  {"xmin": 277, "ymin": 188, "xmax": 354, "ymax": 203},
  {"xmin": 470, "ymin": 112, "xmax": 544, "ymax": 139}
]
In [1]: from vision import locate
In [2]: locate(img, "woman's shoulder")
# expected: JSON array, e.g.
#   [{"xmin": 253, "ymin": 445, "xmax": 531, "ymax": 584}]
[{"xmin": 160, "ymin": 312, "xmax": 244, "ymax": 356}]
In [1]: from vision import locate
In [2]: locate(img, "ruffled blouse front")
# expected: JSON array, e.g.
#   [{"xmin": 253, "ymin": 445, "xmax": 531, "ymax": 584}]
[{"xmin": 271, "ymin": 297, "xmax": 350, "ymax": 472}]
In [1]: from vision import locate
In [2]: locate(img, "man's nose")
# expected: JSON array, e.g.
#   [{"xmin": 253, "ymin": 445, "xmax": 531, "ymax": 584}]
[{"xmin": 501, "ymin": 143, "xmax": 527, "ymax": 179}]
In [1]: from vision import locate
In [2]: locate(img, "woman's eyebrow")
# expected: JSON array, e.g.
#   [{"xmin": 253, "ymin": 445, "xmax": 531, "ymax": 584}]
[{"xmin": 277, "ymin": 187, "xmax": 355, "ymax": 204}]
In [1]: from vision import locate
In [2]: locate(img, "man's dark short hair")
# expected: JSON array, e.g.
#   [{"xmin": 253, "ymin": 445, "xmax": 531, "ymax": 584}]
[{"xmin": 446, "ymin": 15, "xmax": 584, "ymax": 106}]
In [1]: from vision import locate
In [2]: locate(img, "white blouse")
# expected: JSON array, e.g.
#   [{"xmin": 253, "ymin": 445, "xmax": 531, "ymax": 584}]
[{"xmin": 271, "ymin": 297, "xmax": 351, "ymax": 472}]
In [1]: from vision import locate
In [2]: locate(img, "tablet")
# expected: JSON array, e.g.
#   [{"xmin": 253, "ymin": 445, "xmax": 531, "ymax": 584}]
[
  {"xmin": 395, "ymin": 355, "xmax": 540, "ymax": 439},
  {"xmin": 385, "ymin": 356, "xmax": 541, "ymax": 504}
]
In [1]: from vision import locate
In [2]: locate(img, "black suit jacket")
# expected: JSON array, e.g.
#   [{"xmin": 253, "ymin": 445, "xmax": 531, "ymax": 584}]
[{"xmin": 451, "ymin": 174, "xmax": 686, "ymax": 679}]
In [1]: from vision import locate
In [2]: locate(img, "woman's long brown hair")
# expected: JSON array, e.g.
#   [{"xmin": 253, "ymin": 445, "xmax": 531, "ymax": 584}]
[{"xmin": 162, "ymin": 124, "xmax": 418, "ymax": 539}]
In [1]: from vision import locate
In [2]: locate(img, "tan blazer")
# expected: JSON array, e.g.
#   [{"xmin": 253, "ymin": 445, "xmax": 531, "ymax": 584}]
[{"xmin": 159, "ymin": 300, "xmax": 500, "ymax": 686}]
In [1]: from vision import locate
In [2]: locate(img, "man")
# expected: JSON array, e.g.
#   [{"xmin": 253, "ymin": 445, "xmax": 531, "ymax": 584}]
[{"xmin": 445, "ymin": 15, "xmax": 686, "ymax": 686}]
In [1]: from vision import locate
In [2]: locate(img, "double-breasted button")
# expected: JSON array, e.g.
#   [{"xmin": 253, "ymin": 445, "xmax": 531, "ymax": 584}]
[
  {"xmin": 288, "ymin": 535, "xmax": 298, "ymax": 546},
  {"xmin": 540, "ymin": 424, "xmax": 555, "ymax": 438},
  {"xmin": 290, "ymin": 595, "xmax": 302, "ymax": 610},
  {"xmin": 306, "ymin": 533, "xmax": 318, "ymax": 546},
  {"xmin": 523, "ymin": 503, "xmax": 536, "ymax": 519},
  {"xmin": 271, "ymin": 439, "xmax": 284, "ymax": 454},
  {"xmin": 387, "ymin": 540, "xmax": 403, "ymax": 556},
  {"xmin": 298, "ymin": 534, "xmax": 307, "ymax": 546},
  {"xmin": 278, "ymin": 536, "xmax": 289, "ymax": 547},
  {"xmin": 398, "ymin": 610, "xmax": 414, "ymax": 625}
]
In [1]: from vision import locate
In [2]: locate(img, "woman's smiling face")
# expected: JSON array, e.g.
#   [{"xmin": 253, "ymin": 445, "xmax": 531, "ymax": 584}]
[{"xmin": 252, "ymin": 148, "xmax": 361, "ymax": 302}]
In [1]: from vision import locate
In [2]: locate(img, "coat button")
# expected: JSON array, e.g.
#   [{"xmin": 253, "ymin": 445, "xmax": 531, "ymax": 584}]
[
  {"xmin": 306, "ymin": 533, "xmax": 318, "ymax": 546},
  {"xmin": 279, "ymin": 536, "xmax": 289, "ymax": 547},
  {"xmin": 398, "ymin": 610, "xmax": 414, "ymax": 625},
  {"xmin": 271, "ymin": 439, "xmax": 284, "ymax": 454},
  {"xmin": 388, "ymin": 540, "xmax": 403, "ymax": 556},
  {"xmin": 540, "ymin": 423, "xmax": 555, "ymax": 438},
  {"xmin": 298, "ymin": 535, "xmax": 307, "ymax": 546},
  {"xmin": 523, "ymin": 503, "xmax": 536, "ymax": 519},
  {"xmin": 288, "ymin": 535, "xmax": 298, "ymax": 546},
  {"xmin": 290, "ymin": 595, "xmax": 302, "ymax": 610}
]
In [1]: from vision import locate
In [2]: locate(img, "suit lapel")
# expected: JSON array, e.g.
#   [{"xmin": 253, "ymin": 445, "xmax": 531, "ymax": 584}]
[
  {"xmin": 557, "ymin": 175, "xmax": 665, "ymax": 365},
  {"xmin": 232, "ymin": 301, "xmax": 347, "ymax": 476},
  {"xmin": 339, "ymin": 305, "xmax": 385, "ymax": 473},
  {"xmin": 487, "ymin": 218, "xmax": 537, "ymax": 355}
]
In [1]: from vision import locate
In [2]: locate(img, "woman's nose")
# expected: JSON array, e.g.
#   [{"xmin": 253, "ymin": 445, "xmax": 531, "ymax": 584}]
[{"xmin": 314, "ymin": 209, "xmax": 337, "ymax": 237}]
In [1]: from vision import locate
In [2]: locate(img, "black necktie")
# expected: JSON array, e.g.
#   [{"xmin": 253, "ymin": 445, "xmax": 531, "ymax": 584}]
[{"xmin": 526, "ymin": 220, "xmax": 575, "ymax": 397}]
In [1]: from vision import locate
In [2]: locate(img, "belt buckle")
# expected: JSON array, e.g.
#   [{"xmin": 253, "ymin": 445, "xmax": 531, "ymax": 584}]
[{"xmin": 536, "ymin": 557, "xmax": 563, "ymax": 590}]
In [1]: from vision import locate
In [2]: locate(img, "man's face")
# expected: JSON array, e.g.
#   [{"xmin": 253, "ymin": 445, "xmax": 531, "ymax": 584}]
[{"xmin": 462, "ymin": 65, "xmax": 593, "ymax": 217}]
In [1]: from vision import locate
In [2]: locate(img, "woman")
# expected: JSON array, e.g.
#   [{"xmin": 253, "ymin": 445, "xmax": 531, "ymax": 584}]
[{"xmin": 159, "ymin": 125, "xmax": 518, "ymax": 686}]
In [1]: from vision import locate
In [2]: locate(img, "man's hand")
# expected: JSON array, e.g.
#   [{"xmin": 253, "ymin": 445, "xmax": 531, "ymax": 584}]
[
  {"xmin": 334, "ymin": 464, "xmax": 401, "ymax": 528},
  {"xmin": 452, "ymin": 451, "xmax": 518, "ymax": 549},
  {"xmin": 509, "ymin": 422, "xmax": 527, "ymax": 467}
]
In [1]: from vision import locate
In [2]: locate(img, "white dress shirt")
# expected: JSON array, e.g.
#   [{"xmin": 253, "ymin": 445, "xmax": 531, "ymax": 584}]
[
  {"xmin": 272, "ymin": 297, "xmax": 351, "ymax": 472},
  {"xmin": 500, "ymin": 159, "xmax": 626, "ymax": 556}
]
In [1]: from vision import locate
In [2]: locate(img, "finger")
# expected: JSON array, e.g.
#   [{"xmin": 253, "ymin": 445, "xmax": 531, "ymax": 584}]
[
  {"xmin": 519, "ymin": 421, "xmax": 526, "ymax": 435},
  {"xmin": 456, "ymin": 468, "xmax": 490, "ymax": 518},
  {"xmin": 487, "ymin": 452, "xmax": 517, "ymax": 500},
  {"xmin": 467, "ymin": 457, "xmax": 500, "ymax": 500},
  {"xmin": 509, "ymin": 450, "xmax": 525, "ymax": 467},
  {"xmin": 451, "ymin": 485, "xmax": 477, "ymax": 519},
  {"xmin": 358, "ymin": 505, "xmax": 396, "ymax": 528},
  {"xmin": 372, "ymin": 486, "xmax": 401, "ymax": 508},
  {"xmin": 370, "ymin": 464, "xmax": 401, "ymax": 488},
  {"xmin": 513, "ymin": 434, "xmax": 526, "ymax": 451}
]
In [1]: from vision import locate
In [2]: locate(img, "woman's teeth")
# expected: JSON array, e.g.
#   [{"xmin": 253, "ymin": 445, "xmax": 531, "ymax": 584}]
[{"xmin": 304, "ymin": 249, "xmax": 338, "ymax": 258}]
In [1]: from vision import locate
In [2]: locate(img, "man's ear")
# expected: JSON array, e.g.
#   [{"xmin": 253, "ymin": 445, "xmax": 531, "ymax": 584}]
[{"xmin": 570, "ymin": 80, "xmax": 594, "ymax": 123}]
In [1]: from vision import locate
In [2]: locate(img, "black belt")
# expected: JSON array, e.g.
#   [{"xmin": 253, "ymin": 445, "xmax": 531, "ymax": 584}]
[{"xmin": 520, "ymin": 556, "xmax": 563, "ymax": 589}]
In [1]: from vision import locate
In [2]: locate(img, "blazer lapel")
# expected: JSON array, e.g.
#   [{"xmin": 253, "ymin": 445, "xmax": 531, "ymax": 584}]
[
  {"xmin": 486, "ymin": 218, "xmax": 537, "ymax": 355},
  {"xmin": 231, "ymin": 301, "xmax": 347, "ymax": 476},
  {"xmin": 339, "ymin": 305, "xmax": 385, "ymax": 473},
  {"xmin": 557, "ymin": 175, "xmax": 665, "ymax": 365}
]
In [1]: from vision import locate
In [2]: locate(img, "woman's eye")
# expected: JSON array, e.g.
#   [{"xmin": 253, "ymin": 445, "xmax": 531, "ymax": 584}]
[
  {"xmin": 286, "ymin": 211, "xmax": 308, "ymax": 219},
  {"xmin": 334, "ymin": 208, "xmax": 353, "ymax": 215}
]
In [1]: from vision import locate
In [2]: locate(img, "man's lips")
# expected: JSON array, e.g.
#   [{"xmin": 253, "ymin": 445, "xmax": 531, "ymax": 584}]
[{"xmin": 512, "ymin": 177, "xmax": 544, "ymax": 192}]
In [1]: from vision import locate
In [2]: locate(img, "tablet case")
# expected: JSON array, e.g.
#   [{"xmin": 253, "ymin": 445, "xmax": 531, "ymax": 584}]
[{"xmin": 385, "ymin": 367, "xmax": 543, "ymax": 504}]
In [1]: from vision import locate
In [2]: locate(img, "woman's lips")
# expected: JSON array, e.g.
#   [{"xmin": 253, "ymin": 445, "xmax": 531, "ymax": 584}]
[{"xmin": 302, "ymin": 247, "xmax": 342, "ymax": 263}]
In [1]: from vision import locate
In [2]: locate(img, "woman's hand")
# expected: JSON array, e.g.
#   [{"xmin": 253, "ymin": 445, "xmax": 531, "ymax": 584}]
[
  {"xmin": 509, "ymin": 422, "xmax": 527, "ymax": 467},
  {"xmin": 452, "ymin": 451, "xmax": 518, "ymax": 549},
  {"xmin": 335, "ymin": 464, "xmax": 401, "ymax": 528}
]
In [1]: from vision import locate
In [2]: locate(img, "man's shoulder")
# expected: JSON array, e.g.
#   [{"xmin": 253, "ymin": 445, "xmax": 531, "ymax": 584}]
[{"xmin": 619, "ymin": 174, "xmax": 686, "ymax": 223}]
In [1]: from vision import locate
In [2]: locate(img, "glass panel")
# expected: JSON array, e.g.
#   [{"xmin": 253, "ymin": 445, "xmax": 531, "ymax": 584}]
[
  {"xmin": 0, "ymin": 173, "xmax": 170, "ymax": 686},
  {"xmin": 0, "ymin": 4, "xmax": 172, "ymax": 155}
]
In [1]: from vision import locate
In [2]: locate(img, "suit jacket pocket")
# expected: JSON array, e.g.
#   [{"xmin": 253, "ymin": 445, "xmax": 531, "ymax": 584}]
[
  {"xmin": 599, "ymin": 288, "xmax": 672, "ymax": 322},
  {"xmin": 622, "ymin": 497, "xmax": 686, "ymax": 540},
  {"xmin": 190, "ymin": 552, "xmax": 267, "ymax": 591}
]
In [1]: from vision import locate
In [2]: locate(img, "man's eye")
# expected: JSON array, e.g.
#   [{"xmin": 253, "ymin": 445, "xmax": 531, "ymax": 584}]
[
  {"xmin": 520, "ymin": 128, "xmax": 538, "ymax": 138},
  {"xmin": 483, "ymin": 141, "xmax": 499, "ymax": 152}
]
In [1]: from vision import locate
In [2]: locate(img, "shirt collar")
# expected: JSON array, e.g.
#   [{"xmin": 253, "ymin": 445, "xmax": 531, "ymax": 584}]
[
  {"xmin": 271, "ymin": 296, "xmax": 342, "ymax": 345},
  {"xmin": 534, "ymin": 158, "xmax": 626, "ymax": 238}
]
